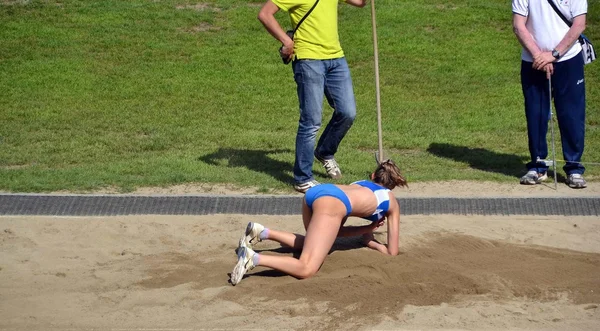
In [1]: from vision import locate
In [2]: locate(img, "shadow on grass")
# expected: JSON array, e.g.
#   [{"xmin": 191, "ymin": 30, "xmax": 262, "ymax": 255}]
[
  {"xmin": 199, "ymin": 148, "xmax": 295, "ymax": 185},
  {"xmin": 427, "ymin": 142, "xmax": 527, "ymax": 178}
]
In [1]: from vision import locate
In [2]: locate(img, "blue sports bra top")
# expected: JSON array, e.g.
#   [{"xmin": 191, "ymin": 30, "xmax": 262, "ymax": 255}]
[{"xmin": 352, "ymin": 180, "xmax": 391, "ymax": 222}]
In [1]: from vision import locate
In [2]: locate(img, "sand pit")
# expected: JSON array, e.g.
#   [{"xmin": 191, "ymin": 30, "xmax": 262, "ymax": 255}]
[{"xmin": 1, "ymin": 213, "xmax": 599, "ymax": 330}]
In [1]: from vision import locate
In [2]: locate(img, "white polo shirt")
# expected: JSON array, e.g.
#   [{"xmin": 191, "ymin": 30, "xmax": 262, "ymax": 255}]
[{"xmin": 512, "ymin": 0, "xmax": 587, "ymax": 62}]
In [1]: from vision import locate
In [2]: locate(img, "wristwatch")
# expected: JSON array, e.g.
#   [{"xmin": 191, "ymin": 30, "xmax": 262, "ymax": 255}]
[{"xmin": 552, "ymin": 49, "xmax": 561, "ymax": 59}]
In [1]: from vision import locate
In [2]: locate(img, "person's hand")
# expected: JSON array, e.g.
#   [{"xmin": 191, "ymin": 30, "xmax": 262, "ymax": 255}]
[
  {"xmin": 362, "ymin": 232, "xmax": 374, "ymax": 246},
  {"xmin": 362, "ymin": 232, "xmax": 390, "ymax": 254},
  {"xmin": 280, "ymin": 40, "xmax": 294, "ymax": 63},
  {"xmin": 370, "ymin": 219, "xmax": 385, "ymax": 230},
  {"xmin": 532, "ymin": 51, "xmax": 555, "ymax": 70},
  {"xmin": 543, "ymin": 63, "xmax": 554, "ymax": 79}
]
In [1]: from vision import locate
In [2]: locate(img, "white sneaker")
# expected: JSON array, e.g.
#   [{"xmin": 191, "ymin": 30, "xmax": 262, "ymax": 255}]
[
  {"xmin": 293, "ymin": 179, "xmax": 320, "ymax": 193},
  {"xmin": 315, "ymin": 154, "xmax": 342, "ymax": 179},
  {"xmin": 566, "ymin": 173, "xmax": 587, "ymax": 189},
  {"xmin": 240, "ymin": 222, "xmax": 265, "ymax": 249},
  {"xmin": 519, "ymin": 170, "xmax": 548, "ymax": 185},
  {"xmin": 231, "ymin": 245, "xmax": 256, "ymax": 286}
]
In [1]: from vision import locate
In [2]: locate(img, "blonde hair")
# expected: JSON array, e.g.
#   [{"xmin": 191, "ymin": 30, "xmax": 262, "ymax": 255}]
[{"xmin": 372, "ymin": 159, "xmax": 408, "ymax": 190}]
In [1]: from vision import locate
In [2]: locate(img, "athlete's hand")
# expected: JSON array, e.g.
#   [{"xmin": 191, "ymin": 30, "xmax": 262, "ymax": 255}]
[
  {"xmin": 362, "ymin": 232, "xmax": 374, "ymax": 245},
  {"xmin": 362, "ymin": 233, "xmax": 389, "ymax": 254},
  {"xmin": 371, "ymin": 219, "xmax": 385, "ymax": 230}
]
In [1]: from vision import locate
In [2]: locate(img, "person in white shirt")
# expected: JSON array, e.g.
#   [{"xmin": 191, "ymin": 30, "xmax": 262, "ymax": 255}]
[{"xmin": 512, "ymin": 0, "xmax": 588, "ymax": 188}]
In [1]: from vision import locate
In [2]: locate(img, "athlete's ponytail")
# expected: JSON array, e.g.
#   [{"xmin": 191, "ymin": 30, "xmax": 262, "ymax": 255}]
[{"xmin": 372, "ymin": 159, "xmax": 408, "ymax": 190}]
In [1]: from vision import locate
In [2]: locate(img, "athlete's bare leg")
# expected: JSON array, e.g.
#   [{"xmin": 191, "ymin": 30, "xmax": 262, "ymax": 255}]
[
  {"xmin": 302, "ymin": 197, "xmax": 312, "ymax": 230},
  {"xmin": 259, "ymin": 198, "xmax": 313, "ymax": 250},
  {"xmin": 264, "ymin": 229, "xmax": 304, "ymax": 250},
  {"xmin": 257, "ymin": 197, "xmax": 345, "ymax": 279}
]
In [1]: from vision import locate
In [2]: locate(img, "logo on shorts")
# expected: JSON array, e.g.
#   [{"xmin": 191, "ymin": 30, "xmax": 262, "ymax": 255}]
[
  {"xmin": 577, "ymin": 79, "xmax": 584, "ymax": 85},
  {"xmin": 374, "ymin": 209, "xmax": 384, "ymax": 219}
]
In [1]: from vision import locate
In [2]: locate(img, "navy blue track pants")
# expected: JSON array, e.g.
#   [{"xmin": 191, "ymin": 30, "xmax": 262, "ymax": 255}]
[{"xmin": 520, "ymin": 52, "xmax": 586, "ymax": 175}]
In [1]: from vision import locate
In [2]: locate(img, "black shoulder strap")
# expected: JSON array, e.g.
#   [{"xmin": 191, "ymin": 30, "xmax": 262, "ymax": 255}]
[
  {"xmin": 293, "ymin": 0, "xmax": 320, "ymax": 34},
  {"xmin": 546, "ymin": 0, "xmax": 572, "ymax": 27}
]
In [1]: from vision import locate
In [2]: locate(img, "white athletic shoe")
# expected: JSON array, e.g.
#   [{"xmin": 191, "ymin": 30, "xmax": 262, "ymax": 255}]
[
  {"xmin": 315, "ymin": 154, "xmax": 342, "ymax": 179},
  {"xmin": 519, "ymin": 170, "xmax": 548, "ymax": 185},
  {"xmin": 566, "ymin": 173, "xmax": 587, "ymax": 189},
  {"xmin": 230, "ymin": 245, "xmax": 256, "ymax": 286},
  {"xmin": 240, "ymin": 222, "xmax": 265, "ymax": 249},
  {"xmin": 293, "ymin": 180, "xmax": 320, "ymax": 194}
]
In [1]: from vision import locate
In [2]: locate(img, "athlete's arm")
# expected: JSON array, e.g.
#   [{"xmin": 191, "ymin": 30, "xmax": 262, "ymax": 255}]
[
  {"xmin": 345, "ymin": 0, "xmax": 367, "ymax": 8},
  {"xmin": 384, "ymin": 195, "xmax": 400, "ymax": 255},
  {"xmin": 338, "ymin": 219, "xmax": 381, "ymax": 237},
  {"xmin": 362, "ymin": 230, "xmax": 388, "ymax": 254},
  {"xmin": 362, "ymin": 194, "xmax": 400, "ymax": 255}
]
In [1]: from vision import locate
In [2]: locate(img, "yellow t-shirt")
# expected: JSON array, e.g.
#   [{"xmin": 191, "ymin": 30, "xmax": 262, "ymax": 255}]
[{"xmin": 271, "ymin": 0, "xmax": 345, "ymax": 60}]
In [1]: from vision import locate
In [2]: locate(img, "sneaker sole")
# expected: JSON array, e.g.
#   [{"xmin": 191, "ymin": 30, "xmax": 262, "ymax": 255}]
[
  {"xmin": 294, "ymin": 185, "xmax": 312, "ymax": 193},
  {"xmin": 235, "ymin": 236, "xmax": 246, "ymax": 255},
  {"xmin": 231, "ymin": 253, "xmax": 247, "ymax": 285},
  {"xmin": 520, "ymin": 173, "xmax": 548, "ymax": 185},
  {"xmin": 520, "ymin": 179, "xmax": 538, "ymax": 185}
]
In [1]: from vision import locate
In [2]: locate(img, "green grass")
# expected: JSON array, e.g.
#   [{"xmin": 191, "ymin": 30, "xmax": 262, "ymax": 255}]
[{"xmin": 0, "ymin": 0, "xmax": 598, "ymax": 193}]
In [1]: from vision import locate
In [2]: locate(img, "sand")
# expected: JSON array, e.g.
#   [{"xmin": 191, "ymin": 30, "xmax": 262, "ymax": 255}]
[
  {"xmin": 1, "ymin": 180, "xmax": 600, "ymax": 329},
  {"xmin": 1, "ymin": 210, "xmax": 600, "ymax": 330}
]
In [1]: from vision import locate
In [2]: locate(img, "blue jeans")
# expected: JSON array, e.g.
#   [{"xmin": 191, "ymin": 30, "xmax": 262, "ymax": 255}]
[
  {"xmin": 292, "ymin": 57, "xmax": 357, "ymax": 184},
  {"xmin": 520, "ymin": 53, "xmax": 586, "ymax": 175}
]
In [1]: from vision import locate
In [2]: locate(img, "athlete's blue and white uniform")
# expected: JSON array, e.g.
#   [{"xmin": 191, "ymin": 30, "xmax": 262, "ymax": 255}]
[
  {"xmin": 304, "ymin": 181, "xmax": 391, "ymax": 221},
  {"xmin": 304, "ymin": 184, "xmax": 352, "ymax": 216},
  {"xmin": 352, "ymin": 180, "xmax": 391, "ymax": 221}
]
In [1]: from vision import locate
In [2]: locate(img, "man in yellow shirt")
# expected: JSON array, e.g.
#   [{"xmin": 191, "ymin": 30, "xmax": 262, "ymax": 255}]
[{"xmin": 258, "ymin": 0, "xmax": 367, "ymax": 193}]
